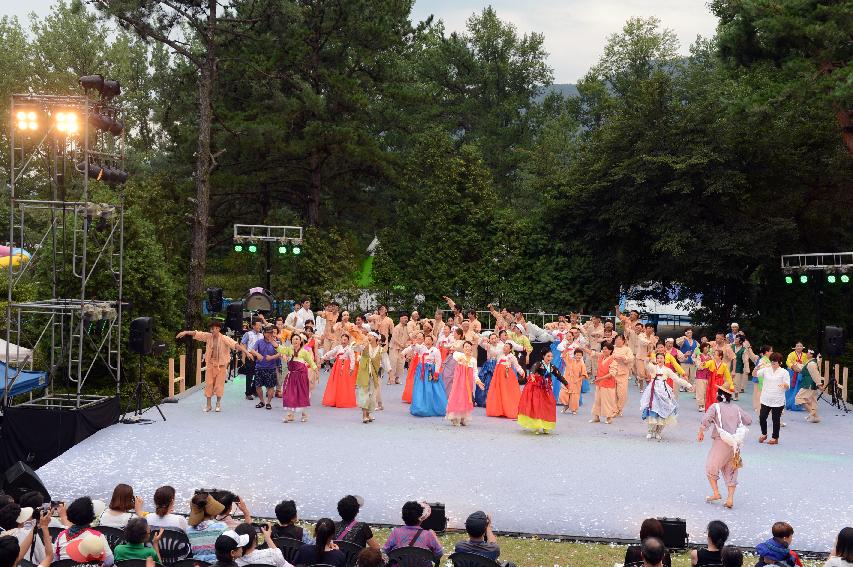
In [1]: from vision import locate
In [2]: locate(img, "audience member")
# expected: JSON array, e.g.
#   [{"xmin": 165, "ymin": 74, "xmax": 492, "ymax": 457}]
[
  {"xmin": 211, "ymin": 491, "xmax": 253, "ymax": 530},
  {"xmin": 147, "ymin": 486, "xmax": 189, "ymax": 532},
  {"xmin": 0, "ymin": 511, "xmax": 52, "ymax": 567},
  {"xmin": 98, "ymin": 483, "xmax": 144, "ymax": 528},
  {"xmin": 691, "ymin": 520, "xmax": 729, "ymax": 566},
  {"xmin": 18, "ymin": 492, "xmax": 67, "ymax": 530},
  {"xmin": 721, "ymin": 547, "xmax": 743, "ymax": 567},
  {"xmin": 292, "ymin": 518, "xmax": 346, "ymax": 567},
  {"xmin": 826, "ymin": 527, "xmax": 853, "ymax": 567},
  {"xmin": 271, "ymin": 501, "xmax": 313, "ymax": 545},
  {"xmin": 623, "ymin": 519, "xmax": 672, "ymax": 567},
  {"xmin": 0, "ymin": 504, "xmax": 45, "ymax": 564},
  {"xmin": 66, "ymin": 531, "xmax": 110, "ymax": 565},
  {"xmin": 211, "ymin": 530, "xmax": 250, "ymax": 567},
  {"xmin": 454, "ymin": 511, "xmax": 517, "ymax": 567},
  {"xmin": 334, "ymin": 496, "xmax": 379, "ymax": 549},
  {"xmin": 114, "ymin": 517, "xmax": 163, "ymax": 563},
  {"xmin": 382, "ymin": 502, "xmax": 443, "ymax": 561},
  {"xmin": 54, "ymin": 497, "xmax": 115, "ymax": 566},
  {"xmin": 641, "ymin": 537, "xmax": 666, "ymax": 567},
  {"xmin": 355, "ymin": 547, "xmax": 384, "ymax": 567},
  {"xmin": 233, "ymin": 522, "xmax": 291, "ymax": 567},
  {"xmin": 187, "ymin": 492, "xmax": 228, "ymax": 563},
  {"xmin": 755, "ymin": 522, "xmax": 802, "ymax": 567}
]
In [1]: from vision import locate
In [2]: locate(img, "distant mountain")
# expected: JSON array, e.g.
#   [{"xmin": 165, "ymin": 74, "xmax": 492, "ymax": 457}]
[{"xmin": 536, "ymin": 83, "xmax": 579, "ymax": 102}]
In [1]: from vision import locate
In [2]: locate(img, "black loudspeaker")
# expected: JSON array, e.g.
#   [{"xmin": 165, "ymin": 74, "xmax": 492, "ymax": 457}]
[
  {"xmin": 657, "ymin": 517, "xmax": 687, "ymax": 550},
  {"xmin": 420, "ymin": 503, "xmax": 447, "ymax": 533},
  {"xmin": 4, "ymin": 461, "xmax": 50, "ymax": 502},
  {"xmin": 825, "ymin": 326, "xmax": 844, "ymax": 357},
  {"xmin": 129, "ymin": 317, "xmax": 154, "ymax": 355},
  {"xmin": 225, "ymin": 303, "xmax": 244, "ymax": 333},
  {"xmin": 206, "ymin": 287, "xmax": 223, "ymax": 312}
]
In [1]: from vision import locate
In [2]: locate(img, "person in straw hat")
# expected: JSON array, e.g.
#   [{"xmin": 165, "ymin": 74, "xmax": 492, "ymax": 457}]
[
  {"xmin": 187, "ymin": 492, "xmax": 228, "ymax": 563},
  {"xmin": 698, "ymin": 382, "xmax": 753, "ymax": 509}
]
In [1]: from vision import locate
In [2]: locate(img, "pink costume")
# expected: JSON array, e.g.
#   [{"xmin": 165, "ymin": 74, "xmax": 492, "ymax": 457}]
[
  {"xmin": 445, "ymin": 352, "xmax": 478, "ymax": 423},
  {"xmin": 701, "ymin": 402, "xmax": 752, "ymax": 486}
]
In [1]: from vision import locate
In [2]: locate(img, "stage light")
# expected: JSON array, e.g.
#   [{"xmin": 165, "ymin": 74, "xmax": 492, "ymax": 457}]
[
  {"xmin": 248, "ymin": 244, "xmax": 257, "ymax": 253},
  {"xmin": 79, "ymin": 74, "xmax": 104, "ymax": 92},
  {"xmin": 799, "ymin": 274, "xmax": 808, "ymax": 284},
  {"xmin": 55, "ymin": 111, "xmax": 79, "ymax": 134},
  {"xmin": 75, "ymin": 162, "xmax": 128, "ymax": 185},
  {"xmin": 16, "ymin": 110, "xmax": 38, "ymax": 131},
  {"xmin": 292, "ymin": 246, "xmax": 301, "ymax": 255},
  {"xmin": 828, "ymin": 274, "xmax": 837, "ymax": 284},
  {"xmin": 90, "ymin": 111, "xmax": 124, "ymax": 136},
  {"xmin": 784, "ymin": 276, "xmax": 793, "ymax": 285},
  {"xmin": 278, "ymin": 246, "xmax": 287, "ymax": 254},
  {"xmin": 101, "ymin": 79, "xmax": 121, "ymax": 99},
  {"xmin": 842, "ymin": 274, "xmax": 850, "ymax": 284},
  {"xmin": 234, "ymin": 244, "xmax": 243, "ymax": 252}
]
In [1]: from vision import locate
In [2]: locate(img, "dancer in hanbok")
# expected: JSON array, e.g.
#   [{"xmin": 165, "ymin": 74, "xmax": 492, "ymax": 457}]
[
  {"xmin": 700, "ymin": 349, "xmax": 734, "ymax": 413},
  {"xmin": 694, "ymin": 343, "xmax": 712, "ymax": 411},
  {"xmin": 320, "ymin": 333, "xmax": 357, "ymax": 408},
  {"xmin": 303, "ymin": 329, "xmax": 320, "ymax": 392},
  {"xmin": 642, "ymin": 353, "xmax": 694, "ymax": 440},
  {"xmin": 517, "ymin": 351, "xmax": 567, "ymax": 434},
  {"xmin": 475, "ymin": 334, "xmax": 502, "ymax": 408},
  {"xmin": 355, "ymin": 332, "xmax": 383, "ymax": 423},
  {"xmin": 401, "ymin": 332, "xmax": 426, "ymax": 404},
  {"xmin": 410, "ymin": 335, "xmax": 448, "ymax": 417},
  {"xmin": 440, "ymin": 328, "xmax": 465, "ymax": 391},
  {"xmin": 784, "ymin": 342, "xmax": 807, "ymax": 411},
  {"xmin": 279, "ymin": 334, "xmax": 317, "ymax": 423},
  {"xmin": 445, "ymin": 341, "xmax": 485, "ymax": 426},
  {"xmin": 436, "ymin": 325, "xmax": 453, "ymax": 361},
  {"xmin": 486, "ymin": 342, "xmax": 525, "ymax": 418},
  {"xmin": 590, "ymin": 343, "xmax": 617, "ymax": 424},
  {"xmin": 545, "ymin": 320, "xmax": 570, "ymax": 374}
]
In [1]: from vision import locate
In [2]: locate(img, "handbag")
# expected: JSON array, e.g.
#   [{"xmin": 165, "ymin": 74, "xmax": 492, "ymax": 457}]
[{"xmin": 716, "ymin": 405, "xmax": 749, "ymax": 469}]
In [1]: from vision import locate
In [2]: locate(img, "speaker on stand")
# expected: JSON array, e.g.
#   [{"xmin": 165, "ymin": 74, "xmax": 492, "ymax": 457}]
[{"xmin": 122, "ymin": 317, "xmax": 166, "ymax": 424}]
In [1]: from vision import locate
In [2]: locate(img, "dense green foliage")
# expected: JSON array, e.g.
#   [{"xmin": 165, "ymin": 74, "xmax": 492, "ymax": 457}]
[{"xmin": 2, "ymin": 0, "xmax": 853, "ymax": 391}]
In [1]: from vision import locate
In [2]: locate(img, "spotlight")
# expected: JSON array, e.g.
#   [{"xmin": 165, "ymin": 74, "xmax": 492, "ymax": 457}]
[
  {"xmin": 292, "ymin": 246, "xmax": 301, "ymax": 255},
  {"xmin": 842, "ymin": 274, "xmax": 850, "ymax": 284},
  {"xmin": 828, "ymin": 274, "xmax": 837, "ymax": 284},
  {"xmin": 89, "ymin": 110, "xmax": 124, "ymax": 136},
  {"xmin": 55, "ymin": 111, "xmax": 79, "ymax": 134},
  {"xmin": 15, "ymin": 110, "xmax": 38, "ymax": 131},
  {"xmin": 101, "ymin": 79, "xmax": 121, "ymax": 99},
  {"xmin": 248, "ymin": 244, "xmax": 258, "ymax": 254},
  {"xmin": 278, "ymin": 246, "xmax": 287, "ymax": 254},
  {"xmin": 234, "ymin": 244, "xmax": 243, "ymax": 253},
  {"xmin": 79, "ymin": 74, "xmax": 105, "ymax": 92},
  {"xmin": 75, "ymin": 162, "xmax": 128, "ymax": 185},
  {"xmin": 784, "ymin": 275, "xmax": 793, "ymax": 285},
  {"xmin": 799, "ymin": 274, "xmax": 808, "ymax": 284}
]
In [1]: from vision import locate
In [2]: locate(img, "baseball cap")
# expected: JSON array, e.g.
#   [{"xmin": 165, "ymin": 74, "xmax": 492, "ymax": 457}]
[
  {"xmin": 67, "ymin": 532, "xmax": 108, "ymax": 563},
  {"xmin": 215, "ymin": 530, "xmax": 250, "ymax": 555},
  {"xmin": 15, "ymin": 507, "xmax": 33, "ymax": 524}
]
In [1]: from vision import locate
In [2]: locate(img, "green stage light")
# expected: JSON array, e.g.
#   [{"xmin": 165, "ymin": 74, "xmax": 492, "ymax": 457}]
[
  {"xmin": 828, "ymin": 274, "xmax": 837, "ymax": 284},
  {"xmin": 784, "ymin": 275, "xmax": 793, "ymax": 285},
  {"xmin": 278, "ymin": 246, "xmax": 287, "ymax": 254},
  {"xmin": 292, "ymin": 246, "xmax": 301, "ymax": 255},
  {"xmin": 842, "ymin": 274, "xmax": 850, "ymax": 284},
  {"xmin": 234, "ymin": 244, "xmax": 243, "ymax": 252},
  {"xmin": 248, "ymin": 244, "xmax": 257, "ymax": 253},
  {"xmin": 799, "ymin": 274, "xmax": 808, "ymax": 284}
]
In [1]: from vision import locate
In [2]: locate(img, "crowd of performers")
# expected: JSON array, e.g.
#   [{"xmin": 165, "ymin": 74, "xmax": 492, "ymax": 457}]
[{"xmin": 177, "ymin": 299, "xmax": 830, "ymax": 507}]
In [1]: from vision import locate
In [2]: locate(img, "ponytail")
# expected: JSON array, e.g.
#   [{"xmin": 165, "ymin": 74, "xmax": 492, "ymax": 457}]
[{"xmin": 314, "ymin": 518, "xmax": 335, "ymax": 559}]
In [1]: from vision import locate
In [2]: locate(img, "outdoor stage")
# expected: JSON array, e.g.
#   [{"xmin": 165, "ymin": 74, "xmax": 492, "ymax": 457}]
[{"xmin": 37, "ymin": 370, "xmax": 851, "ymax": 551}]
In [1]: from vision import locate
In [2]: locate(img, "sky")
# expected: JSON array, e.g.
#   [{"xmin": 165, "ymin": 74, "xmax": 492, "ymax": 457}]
[{"xmin": 1, "ymin": 0, "xmax": 719, "ymax": 83}]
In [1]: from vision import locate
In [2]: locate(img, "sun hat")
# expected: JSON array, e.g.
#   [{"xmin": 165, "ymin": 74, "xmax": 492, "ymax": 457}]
[
  {"xmin": 66, "ymin": 532, "xmax": 107, "ymax": 563},
  {"xmin": 188, "ymin": 494, "xmax": 225, "ymax": 527},
  {"xmin": 717, "ymin": 383, "xmax": 735, "ymax": 396}
]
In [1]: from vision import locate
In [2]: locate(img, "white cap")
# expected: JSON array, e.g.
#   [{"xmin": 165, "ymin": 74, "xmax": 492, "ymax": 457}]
[
  {"xmin": 222, "ymin": 530, "xmax": 250, "ymax": 547},
  {"xmin": 16, "ymin": 507, "xmax": 33, "ymax": 524}
]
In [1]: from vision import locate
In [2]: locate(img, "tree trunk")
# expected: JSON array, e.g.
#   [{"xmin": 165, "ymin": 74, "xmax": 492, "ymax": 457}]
[
  {"xmin": 184, "ymin": 0, "xmax": 217, "ymax": 336},
  {"xmin": 307, "ymin": 150, "xmax": 321, "ymax": 226},
  {"xmin": 834, "ymin": 107, "xmax": 853, "ymax": 158}
]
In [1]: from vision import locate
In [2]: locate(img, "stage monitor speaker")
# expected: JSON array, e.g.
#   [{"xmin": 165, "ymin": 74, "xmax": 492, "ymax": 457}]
[
  {"xmin": 4, "ymin": 461, "xmax": 50, "ymax": 503},
  {"xmin": 129, "ymin": 317, "xmax": 153, "ymax": 355},
  {"xmin": 420, "ymin": 502, "xmax": 447, "ymax": 533},
  {"xmin": 824, "ymin": 326, "xmax": 844, "ymax": 357},
  {"xmin": 225, "ymin": 303, "xmax": 244, "ymax": 333},
  {"xmin": 657, "ymin": 517, "xmax": 687, "ymax": 550},
  {"xmin": 206, "ymin": 287, "xmax": 223, "ymax": 312}
]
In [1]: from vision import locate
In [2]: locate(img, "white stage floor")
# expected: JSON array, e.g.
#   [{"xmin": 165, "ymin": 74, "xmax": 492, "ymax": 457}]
[{"xmin": 37, "ymin": 371, "xmax": 852, "ymax": 551}]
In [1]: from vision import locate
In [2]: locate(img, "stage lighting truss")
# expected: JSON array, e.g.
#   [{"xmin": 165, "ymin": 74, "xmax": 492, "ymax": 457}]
[
  {"xmin": 232, "ymin": 225, "xmax": 304, "ymax": 255},
  {"xmin": 780, "ymin": 252, "xmax": 853, "ymax": 285}
]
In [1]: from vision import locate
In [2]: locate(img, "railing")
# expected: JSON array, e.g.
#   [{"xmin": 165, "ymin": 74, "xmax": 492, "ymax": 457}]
[{"xmin": 167, "ymin": 349, "xmax": 204, "ymax": 397}]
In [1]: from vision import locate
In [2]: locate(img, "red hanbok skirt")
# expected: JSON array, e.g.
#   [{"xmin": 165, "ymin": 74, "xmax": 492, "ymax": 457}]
[
  {"xmin": 402, "ymin": 354, "xmax": 419, "ymax": 404},
  {"xmin": 486, "ymin": 364, "xmax": 521, "ymax": 418},
  {"xmin": 517, "ymin": 375, "xmax": 557, "ymax": 431},
  {"xmin": 322, "ymin": 357, "xmax": 356, "ymax": 408}
]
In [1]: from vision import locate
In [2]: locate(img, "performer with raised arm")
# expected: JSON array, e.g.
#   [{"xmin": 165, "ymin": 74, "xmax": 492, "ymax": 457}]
[
  {"xmin": 517, "ymin": 350, "xmax": 567, "ymax": 434},
  {"xmin": 388, "ymin": 314, "xmax": 410, "ymax": 385},
  {"xmin": 410, "ymin": 334, "xmax": 448, "ymax": 417},
  {"xmin": 475, "ymin": 333, "xmax": 502, "ymax": 408},
  {"xmin": 176, "ymin": 319, "xmax": 255, "ymax": 413},
  {"xmin": 445, "ymin": 341, "xmax": 485, "ymax": 426},
  {"xmin": 700, "ymin": 348, "xmax": 734, "ymax": 413},
  {"xmin": 486, "ymin": 342, "xmax": 525, "ymax": 419},
  {"xmin": 590, "ymin": 343, "xmax": 617, "ymax": 424},
  {"xmin": 611, "ymin": 334, "xmax": 635, "ymax": 416},
  {"xmin": 401, "ymin": 332, "xmax": 427, "ymax": 404},
  {"xmin": 278, "ymin": 333, "xmax": 317, "ymax": 423},
  {"xmin": 558, "ymin": 348, "xmax": 588, "ymax": 415},
  {"xmin": 642, "ymin": 353, "xmax": 695, "ymax": 441},
  {"xmin": 320, "ymin": 333, "xmax": 357, "ymax": 408},
  {"xmin": 354, "ymin": 332, "xmax": 383, "ymax": 424}
]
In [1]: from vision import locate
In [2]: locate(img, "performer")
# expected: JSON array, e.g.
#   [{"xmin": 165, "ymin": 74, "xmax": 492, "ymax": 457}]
[
  {"xmin": 176, "ymin": 320, "xmax": 254, "ymax": 413},
  {"xmin": 302, "ymin": 327, "xmax": 321, "ymax": 393},
  {"xmin": 355, "ymin": 332, "xmax": 383, "ymax": 423},
  {"xmin": 475, "ymin": 334, "xmax": 501, "ymax": 408},
  {"xmin": 410, "ymin": 335, "xmax": 448, "ymax": 417},
  {"xmin": 320, "ymin": 334, "xmax": 357, "ymax": 408},
  {"xmin": 445, "ymin": 341, "xmax": 484, "ymax": 426},
  {"xmin": 240, "ymin": 319, "xmax": 264, "ymax": 401},
  {"xmin": 589, "ymin": 343, "xmax": 617, "ymax": 424},
  {"xmin": 700, "ymin": 349, "xmax": 734, "ymax": 413},
  {"xmin": 546, "ymin": 320, "xmax": 569, "ymax": 374},
  {"xmin": 676, "ymin": 328, "xmax": 700, "ymax": 386},
  {"xmin": 557, "ymin": 327, "xmax": 587, "ymax": 403},
  {"xmin": 748, "ymin": 345, "xmax": 773, "ymax": 413},
  {"xmin": 694, "ymin": 343, "xmax": 712, "ymax": 411},
  {"xmin": 316, "ymin": 302, "xmax": 341, "ymax": 357},
  {"xmin": 731, "ymin": 334, "xmax": 749, "ymax": 401},
  {"xmin": 635, "ymin": 324, "xmax": 658, "ymax": 389},
  {"xmin": 611, "ymin": 334, "xmax": 635, "ymax": 416},
  {"xmin": 486, "ymin": 342, "xmax": 524, "ymax": 419},
  {"xmin": 401, "ymin": 332, "xmax": 426, "ymax": 404},
  {"xmin": 583, "ymin": 314, "xmax": 605, "ymax": 375},
  {"xmin": 388, "ymin": 314, "xmax": 410, "ymax": 385},
  {"xmin": 279, "ymin": 333, "xmax": 317, "ymax": 423},
  {"xmin": 252, "ymin": 325, "xmax": 281, "ymax": 410},
  {"xmin": 517, "ymin": 351, "xmax": 567, "ymax": 434},
  {"xmin": 698, "ymin": 383, "xmax": 752, "ymax": 509},
  {"xmin": 642, "ymin": 354, "xmax": 694, "ymax": 440},
  {"xmin": 559, "ymin": 349, "xmax": 588, "ymax": 414},
  {"xmin": 785, "ymin": 342, "xmax": 807, "ymax": 411},
  {"xmin": 436, "ymin": 325, "xmax": 453, "ymax": 361},
  {"xmin": 754, "ymin": 352, "xmax": 789, "ymax": 444},
  {"xmin": 794, "ymin": 350, "xmax": 825, "ymax": 423},
  {"xmin": 440, "ymin": 328, "xmax": 465, "ymax": 391}
]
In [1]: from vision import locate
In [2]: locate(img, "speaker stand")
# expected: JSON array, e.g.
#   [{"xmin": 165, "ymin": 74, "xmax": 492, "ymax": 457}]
[{"xmin": 120, "ymin": 354, "xmax": 166, "ymax": 424}]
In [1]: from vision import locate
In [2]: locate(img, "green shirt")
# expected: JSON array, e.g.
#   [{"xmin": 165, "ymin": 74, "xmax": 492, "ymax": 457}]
[{"xmin": 114, "ymin": 543, "xmax": 159, "ymax": 563}]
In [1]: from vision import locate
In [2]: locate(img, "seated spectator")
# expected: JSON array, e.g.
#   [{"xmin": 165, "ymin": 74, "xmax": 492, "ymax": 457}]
[
  {"xmin": 271, "ymin": 501, "xmax": 313, "ymax": 545},
  {"xmin": 722, "ymin": 547, "xmax": 743, "ymax": 567},
  {"xmin": 641, "ymin": 537, "xmax": 666, "ymax": 567},
  {"xmin": 293, "ymin": 518, "xmax": 346, "ymax": 567},
  {"xmin": 210, "ymin": 530, "xmax": 250, "ymax": 567},
  {"xmin": 54, "ymin": 497, "xmax": 115, "ymax": 567},
  {"xmin": 67, "ymin": 531, "xmax": 110, "ymax": 565},
  {"xmin": 691, "ymin": 520, "xmax": 729, "ymax": 566},
  {"xmin": 382, "ymin": 502, "xmax": 443, "ymax": 561},
  {"xmin": 0, "ymin": 504, "xmax": 45, "ymax": 564},
  {"xmin": 187, "ymin": 492, "xmax": 228, "ymax": 563},
  {"xmin": 233, "ymin": 522, "xmax": 291, "ymax": 567},
  {"xmin": 97, "ymin": 483, "xmax": 143, "ymax": 528},
  {"xmin": 211, "ymin": 491, "xmax": 253, "ymax": 530},
  {"xmin": 334, "ymin": 496, "xmax": 379, "ymax": 549},
  {"xmin": 356, "ymin": 547, "xmax": 384, "ymax": 567},
  {"xmin": 623, "ymin": 519, "xmax": 672, "ymax": 567},
  {"xmin": 147, "ymin": 486, "xmax": 189, "ymax": 532},
  {"xmin": 18, "ymin": 492, "xmax": 67, "ymax": 530},
  {"xmin": 454, "ymin": 511, "xmax": 517, "ymax": 567},
  {"xmin": 0, "ymin": 511, "xmax": 53, "ymax": 567},
  {"xmin": 826, "ymin": 527, "xmax": 853, "ymax": 567},
  {"xmin": 756, "ymin": 522, "xmax": 802, "ymax": 567},
  {"xmin": 114, "ymin": 517, "xmax": 163, "ymax": 563}
]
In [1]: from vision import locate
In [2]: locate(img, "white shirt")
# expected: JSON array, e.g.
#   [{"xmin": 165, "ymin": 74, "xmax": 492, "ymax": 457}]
[
  {"xmin": 97, "ymin": 510, "xmax": 136, "ymax": 528},
  {"xmin": 237, "ymin": 547, "xmax": 293, "ymax": 567},
  {"xmin": 758, "ymin": 366, "xmax": 789, "ymax": 407},
  {"xmin": 2, "ymin": 526, "xmax": 45, "ymax": 563},
  {"xmin": 295, "ymin": 308, "xmax": 314, "ymax": 330},
  {"xmin": 242, "ymin": 330, "xmax": 264, "ymax": 351},
  {"xmin": 146, "ymin": 513, "xmax": 189, "ymax": 532},
  {"xmin": 825, "ymin": 558, "xmax": 853, "ymax": 567}
]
